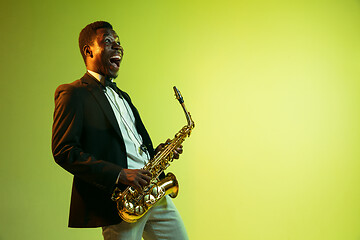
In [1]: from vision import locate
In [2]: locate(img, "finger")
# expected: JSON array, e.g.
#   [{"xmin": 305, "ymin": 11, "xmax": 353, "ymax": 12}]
[
  {"xmin": 139, "ymin": 170, "xmax": 152, "ymax": 178},
  {"xmin": 134, "ymin": 174, "xmax": 150, "ymax": 189},
  {"xmin": 132, "ymin": 181, "xmax": 143, "ymax": 191},
  {"xmin": 137, "ymin": 171, "xmax": 151, "ymax": 184},
  {"xmin": 155, "ymin": 143, "xmax": 165, "ymax": 152},
  {"xmin": 176, "ymin": 147, "xmax": 183, "ymax": 154},
  {"xmin": 137, "ymin": 178, "xmax": 149, "ymax": 188},
  {"xmin": 173, "ymin": 150, "xmax": 180, "ymax": 159},
  {"xmin": 141, "ymin": 174, "xmax": 151, "ymax": 183}
]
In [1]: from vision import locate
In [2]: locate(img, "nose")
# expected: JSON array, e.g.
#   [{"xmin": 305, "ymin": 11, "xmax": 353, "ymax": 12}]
[
  {"xmin": 112, "ymin": 42, "xmax": 121, "ymax": 50},
  {"xmin": 113, "ymin": 43, "xmax": 124, "ymax": 55}
]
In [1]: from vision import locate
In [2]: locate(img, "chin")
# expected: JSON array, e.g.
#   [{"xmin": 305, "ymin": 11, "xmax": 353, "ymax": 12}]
[
  {"xmin": 106, "ymin": 70, "xmax": 119, "ymax": 79},
  {"xmin": 110, "ymin": 72, "xmax": 119, "ymax": 79}
]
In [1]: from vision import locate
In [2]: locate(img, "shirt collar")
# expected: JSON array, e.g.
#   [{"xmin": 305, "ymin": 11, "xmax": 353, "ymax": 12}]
[{"xmin": 87, "ymin": 70, "xmax": 113, "ymax": 86}]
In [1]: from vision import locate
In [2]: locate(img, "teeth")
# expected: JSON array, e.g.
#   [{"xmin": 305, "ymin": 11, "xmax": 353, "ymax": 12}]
[{"xmin": 110, "ymin": 56, "xmax": 121, "ymax": 60}]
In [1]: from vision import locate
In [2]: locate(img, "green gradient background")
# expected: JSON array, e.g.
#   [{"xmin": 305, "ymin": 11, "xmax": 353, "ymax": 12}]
[{"xmin": 1, "ymin": 1, "xmax": 360, "ymax": 239}]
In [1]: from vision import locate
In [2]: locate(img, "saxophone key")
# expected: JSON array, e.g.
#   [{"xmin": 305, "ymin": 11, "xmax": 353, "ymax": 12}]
[
  {"xmin": 151, "ymin": 186, "xmax": 159, "ymax": 196},
  {"xmin": 144, "ymin": 194, "xmax": 156, "ymax": 206},
  {"xmin": 135, "ymin": 206, "xmax": 145, "ymax": 215},
  {"xmin": 124, "ymin": 201, "xmax": 135, "ymax": 213}
]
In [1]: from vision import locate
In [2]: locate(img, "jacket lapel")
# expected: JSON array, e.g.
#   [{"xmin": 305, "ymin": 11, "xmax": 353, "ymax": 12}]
[
  {"xmin": 80, "ymin": 73, "xmax": 124, "ymax": 142},
  {"xmin": 80, "ymin": 72, "xmax": 155, "ymax": 157}
]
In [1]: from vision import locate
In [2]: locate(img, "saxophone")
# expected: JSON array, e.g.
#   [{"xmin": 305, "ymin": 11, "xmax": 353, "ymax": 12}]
[{"xmin": 111, "ymin": 86, "xmax": 195, "ymax": 223}]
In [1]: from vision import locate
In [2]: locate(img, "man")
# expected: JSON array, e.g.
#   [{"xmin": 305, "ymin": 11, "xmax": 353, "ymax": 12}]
[{"xmin": 52, "ymin": 21, "xmax": 188, "ymax": 240}]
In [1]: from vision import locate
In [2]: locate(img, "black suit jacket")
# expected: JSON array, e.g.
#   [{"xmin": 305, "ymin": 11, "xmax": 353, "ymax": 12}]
[{"xmin": 52, "ymin": 72, "xmax": 155, "ymax": 227}]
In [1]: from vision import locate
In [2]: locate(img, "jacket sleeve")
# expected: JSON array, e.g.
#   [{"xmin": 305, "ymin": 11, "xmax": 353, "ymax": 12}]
[{"xmin": 51, "ymin": 84, "xmax": 123, "ymax": 193}]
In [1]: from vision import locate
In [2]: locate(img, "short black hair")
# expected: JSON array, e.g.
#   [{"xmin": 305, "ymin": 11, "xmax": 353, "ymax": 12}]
[{"xmin": 78, "ymin": 21, "xmax": 113, "ymax": 63}]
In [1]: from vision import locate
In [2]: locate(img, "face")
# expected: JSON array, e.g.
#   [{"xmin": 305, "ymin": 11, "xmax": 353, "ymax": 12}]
[{"xmin": 86, "ymin": 28, "xmax": 124, "ymax": 79}]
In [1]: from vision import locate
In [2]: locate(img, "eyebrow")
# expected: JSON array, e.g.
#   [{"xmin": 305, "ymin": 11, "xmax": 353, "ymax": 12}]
[{"xmin": 102, "ymin": 33, "xmax": 120, "ymax": 41}]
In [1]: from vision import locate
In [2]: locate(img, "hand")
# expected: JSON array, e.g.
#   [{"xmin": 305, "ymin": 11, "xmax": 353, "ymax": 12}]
[
  {"xmin": 155, "ymin": 139, "xmax": 183, "ymax": 160},
  {"xmin": 118, "ymin": 169, "xmax": 152, "ymax": 191},
  {"xmin": 173, "ymin": 145, "xmax": 183, "ymax": 159}
]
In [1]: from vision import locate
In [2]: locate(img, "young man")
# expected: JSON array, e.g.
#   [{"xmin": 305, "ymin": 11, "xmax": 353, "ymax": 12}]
[{"xmin": 52, "ymin": 21, "xmax": 188, "ymax": 240}]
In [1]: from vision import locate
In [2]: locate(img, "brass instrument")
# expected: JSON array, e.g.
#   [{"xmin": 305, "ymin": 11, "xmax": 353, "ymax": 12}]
[{"xmin": 111, "ymin": 86, "xmax": 195, "ymax": 223}]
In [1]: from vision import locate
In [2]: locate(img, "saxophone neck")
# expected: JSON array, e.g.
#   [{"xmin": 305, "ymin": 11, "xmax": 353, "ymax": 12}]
[
  {"xmin": 173, "ymin": 86, "xmax": 195, "ymax": 130},
  {"xmin": 185, "ymin": 110, "xmax": 194, "ymax": 135},
  {"xmin": 181, "ymin": 103, "xmax": 194, "ymax": 130}
]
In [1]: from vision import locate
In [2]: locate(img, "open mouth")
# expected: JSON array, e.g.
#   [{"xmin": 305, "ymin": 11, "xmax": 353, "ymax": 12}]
[{"xmin": 109, "ymin": 55, "xmax": 121, "ymax": 68}]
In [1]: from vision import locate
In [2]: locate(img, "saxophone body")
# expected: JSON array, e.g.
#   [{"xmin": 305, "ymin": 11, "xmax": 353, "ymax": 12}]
[{"xmin": 111, "ymin": 86, "xmax": 195, "ymax": 223}]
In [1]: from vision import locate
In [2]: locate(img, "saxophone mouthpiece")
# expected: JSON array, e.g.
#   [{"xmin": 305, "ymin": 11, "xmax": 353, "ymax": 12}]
[{"xmin": 173, "ymin": 86, "xmax": 184, "ymax": 104}]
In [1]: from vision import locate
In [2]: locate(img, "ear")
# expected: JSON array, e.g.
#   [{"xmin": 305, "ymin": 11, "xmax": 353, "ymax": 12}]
[{"xmin": 83, "ymin": 45, "xmax": 93, "ymax": 58}]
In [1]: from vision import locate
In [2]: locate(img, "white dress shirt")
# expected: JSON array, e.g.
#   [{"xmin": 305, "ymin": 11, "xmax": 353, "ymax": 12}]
[{"xmin": 87, "ymin": 70, "xmax": 150, "ymax": 170}]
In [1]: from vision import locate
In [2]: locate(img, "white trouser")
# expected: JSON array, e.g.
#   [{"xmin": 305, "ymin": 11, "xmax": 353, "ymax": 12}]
[{"xmin": 102, "ymin": 195, "xmax": 188, "ymax": 240}]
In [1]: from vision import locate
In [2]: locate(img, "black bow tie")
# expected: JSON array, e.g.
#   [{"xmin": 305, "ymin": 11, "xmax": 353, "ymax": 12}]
[{"xmin": 105, "ymin": 80, "xmax": 123, "ymax": 98}]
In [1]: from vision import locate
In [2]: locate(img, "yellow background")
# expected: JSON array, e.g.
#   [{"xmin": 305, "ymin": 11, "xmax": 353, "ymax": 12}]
[{"xmin": 1, "ymin": 0, "xmax": 360, "ymax": 239}]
